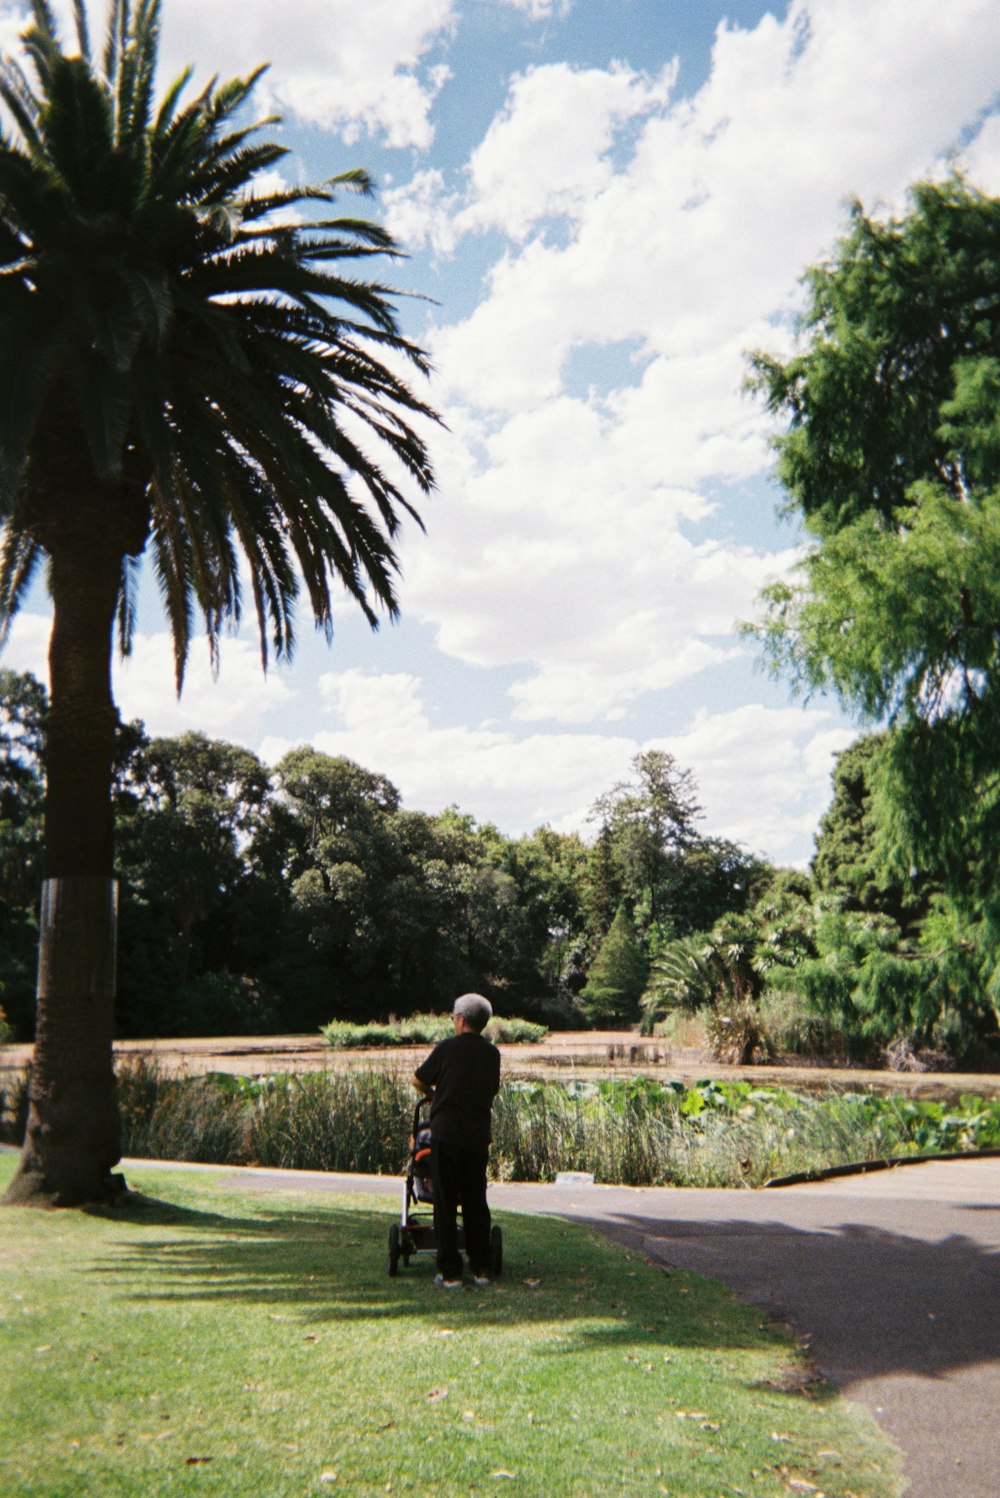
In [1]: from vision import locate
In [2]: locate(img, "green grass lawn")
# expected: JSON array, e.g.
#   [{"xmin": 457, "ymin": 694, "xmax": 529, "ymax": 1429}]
[{"xmin": 0, "ymin": 1155, "xmax": 904, "ymax": 1498}]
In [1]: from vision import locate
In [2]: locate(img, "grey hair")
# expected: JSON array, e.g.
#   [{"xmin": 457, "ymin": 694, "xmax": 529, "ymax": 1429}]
[{"xmin": 452, "ymin": 992, "xmax": 493, "ymax": 1032}]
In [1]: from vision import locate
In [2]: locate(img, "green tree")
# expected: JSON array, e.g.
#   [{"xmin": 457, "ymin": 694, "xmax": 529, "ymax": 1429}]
[
  {"xmin": 586, "ymin": 753, "xmax": 761, "ymax": 959},
  {"xmin": 250, "ymin": 765, "xmax": 539, "ymax": 1024},
  {"xmin": 747, "ymin": 177, "xmax": 1000, "ymax": 1051},
  {"xmin": 579, "ymin": 903, "xmax": 648, "ymax": 1025},
  {"xmin": 0, "ymin": 2, "xmax": 435, "ymax": 1205},
  {"xmin": 497, "ymin": 826, "xmax": 588, "ymax": 1009},
  {"xmin": 811, "ymin": 733, "xmax": 932, "ymax": 931},
  {"xmin": 581, "ymin": 820, "xmax": 624, "ymax": 945},
  {"xmin": 774, "ymin": 900, "xmax": 930, "ymax": 1062},
  {"xmin": 252, "ymin": 749, "xmax": 407, "ymax": 1025},
  {"xmin": 655, "ymin": 836, "xmax": 768, "ymax": 942},
  {"xmin": 114, "ymin": 732, "xmax": 273, "ymax": 1033},
  {"xmin": 588, "ymin": 749, "xmax": 704, "ymax": 948}
]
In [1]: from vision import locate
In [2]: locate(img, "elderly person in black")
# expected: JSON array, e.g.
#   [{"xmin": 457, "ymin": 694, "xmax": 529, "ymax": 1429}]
[{"xmin": 413, "ymin": 993, "xmax": 501, "ymax": 1288}]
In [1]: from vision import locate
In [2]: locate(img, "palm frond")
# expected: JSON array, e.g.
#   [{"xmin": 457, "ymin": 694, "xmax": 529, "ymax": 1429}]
[
  {"xmin": 327, "ymin": 166, "xmax": 374, "ymax": 197},
  {"xmin": 238, "ymin": 184, "xmax": 333, "ymax": 223},
  {"xmin": 30, "ymin": 0, "xmax": 60, "ymax": 41},
  {"xmin": 102, "ymin": 0, "xmax": 128, "ymax": 88},
  {"xmin": 22, "ymin": 5, "xmax": 67, "ymax": 94},
  {"xmin": 192, "ymin": 141, "xmax": 289, "ymax": 207},
  {"xmin": 72, "ymin": 0, "xmax": 91, "ymax": 61},
  {"xmin": 201, "ymin": 66, "xmax": 268, "ymax": 130},
  {"xmin": 0, "ymin": 58, "xmax": 44, "ymax": 153},
  {"xmin": 641, "ymin": 935, "xmax": 719, "ymax": 1026},
  {"xmin": 38, "ymin": 54, "xmax": 115, "ymax": 198},
  {"xmin": 115, "ymin": 0, "xmax": 160, "ymax": 147},
  {"xmin": 151, "ymin": 64, "xmax": 193, "ymax": 138},
  {"xmin": 0, "ymin": 295, "xmax": 62, "ymax": 505},
  {"xmin": 148, "ymin": 485, "xmax": 194, "ymax": 691},
  {"xmin": 0, "ymin": 525, "xmax": 42, "ymax": 644},
  {"xmin": 115, "ymin": 552, "xmax": 140, "ymax": 655},
  {"xmin": 305, "ymin": 216, "xmax": 399, "ymax": 253},
  {"xmin": 2, "ymin": 2, "xmax": 438, "ymax": 692}
]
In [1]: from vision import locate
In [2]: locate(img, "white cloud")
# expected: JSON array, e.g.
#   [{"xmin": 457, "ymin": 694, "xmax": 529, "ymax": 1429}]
[
  {"xmin": 3, "ymin": 607, "xmax": 848, "ymax": 861},
  {"xmin": 0, "ymin": 8, "xmax": 21, "ymax": 51},
  {"xmin": 961, "ymin": 113, "xmax": 1000, "ymax": 195},
  {"xmin": 3, "ymin": 0, "xmax": 456, "ymax": 150},
  {"xmin": 650, "ymin": 704, "xmax": 855, "ymax": 864},
  {"xmin": 402, "ymin": 389, "xmax": 798, "ymax": 723},
  {"xmin": 258, "ymin": 667, "xmax": 849, "ymax": 862},
  {"xmin": 262, "ymin": 666, "xmax": 634, "ymax": 832},
  {"xmin": 399, "ymin": 0, "xmax": 1000, "ymax": 729},
  {"xmin": 498, "ymin": 0, "xmax": 572, "ymax": 19},
  {"xmin": 157, "ymin": 0, "xmax": 455, "ymax": 149},
  {"xmin": 0, "ymin": 610, "xmax": 295, "ymax": 746},
  {"xmin": 0, "ymin": 611, "xmax": 50, "ymax": 681},
  {"xmin": 383, "ymin": 169, "xmax": 464, "ymax": 257},
  {"xmin": 112, "ymin": 632, "xmax": 295, "ymax": 743},
  {"xmin": 429, "ymin": 0, "xmax": 1000, "ymax": 412},
  {"xmin": 461, "ymin": 62, "xmax": 676, "ymax": 242},
  {"xmin": 384, "ymin": 59, "xmax": 676, "ymax": 255}
]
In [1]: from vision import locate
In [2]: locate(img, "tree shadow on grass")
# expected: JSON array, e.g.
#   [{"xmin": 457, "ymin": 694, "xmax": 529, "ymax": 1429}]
[
  {"xmin": 568, "ymin": 1208, "xmax": 1000, "ymax": 1387},
  {"xmin": 82, "ymin": 1189, "xmax": 256, "ymax": 1231},
  {"xmin": 83, "ymin": 1189, "xmax": 800, "ymax": 1363}
]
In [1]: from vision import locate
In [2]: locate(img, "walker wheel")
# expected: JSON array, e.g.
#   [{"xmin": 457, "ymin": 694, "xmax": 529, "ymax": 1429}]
[
  {"xmin": 490, "ymin": 1223, "xmax": 503, "ymax": 1277},
  {"xmin": 387, "ymin": 1222, "xmax": 401, "ymax": 1277}
]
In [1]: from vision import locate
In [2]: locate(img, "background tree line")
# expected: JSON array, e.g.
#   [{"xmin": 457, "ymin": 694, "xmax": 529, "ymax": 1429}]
[
  {"xmin": 0, "ymin": 671, "xmax": 765, "ymax": 1040},
  {"xmin": 3, "ymin": 665, "xmax": 997, "ymax": 1065}
]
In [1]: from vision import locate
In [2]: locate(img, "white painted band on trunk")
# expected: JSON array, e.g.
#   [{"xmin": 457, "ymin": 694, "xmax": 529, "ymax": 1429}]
[{"xmin": 37, "ymin": 876, "xmax": 119, "ymax": 1000}]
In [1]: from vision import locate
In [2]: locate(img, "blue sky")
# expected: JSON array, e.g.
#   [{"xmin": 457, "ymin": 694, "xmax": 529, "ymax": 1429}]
[{"xmin": 3, "ymin": 0, "xmax": 1000, "ymax": 864}]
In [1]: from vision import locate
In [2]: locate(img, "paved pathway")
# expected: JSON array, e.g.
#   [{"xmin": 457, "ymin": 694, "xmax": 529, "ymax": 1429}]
[
  {"xmin": 153, "ymin": 1155, "xmax": 1000, "ymax": 1498},
  {"xmin": 501, "ymin": 1162, "xmax": 1000, "ymax": 1498}
]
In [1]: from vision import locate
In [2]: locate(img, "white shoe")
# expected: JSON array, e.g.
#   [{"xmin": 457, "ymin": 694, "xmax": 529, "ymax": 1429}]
[{"xmin": 434, "ymin": 1274, "xmax": 462, "ymax": 1289}]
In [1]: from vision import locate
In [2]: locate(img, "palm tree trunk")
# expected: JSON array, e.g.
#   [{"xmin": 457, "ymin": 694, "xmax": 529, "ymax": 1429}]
[{"xmin": 3, "ymin": 544, "xmax": 125, "ymax": 1207}]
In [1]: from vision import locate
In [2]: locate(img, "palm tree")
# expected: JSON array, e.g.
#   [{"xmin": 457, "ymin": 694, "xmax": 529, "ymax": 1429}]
[{"xmin": 0, "ymin": 0, "xmax": 437, "ymax": 1205}]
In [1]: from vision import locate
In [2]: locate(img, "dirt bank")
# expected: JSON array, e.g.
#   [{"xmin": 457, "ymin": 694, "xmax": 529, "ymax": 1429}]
[{"xmin": 4, "ymin": 1030, "xmax": 997, "ymax": 1101}]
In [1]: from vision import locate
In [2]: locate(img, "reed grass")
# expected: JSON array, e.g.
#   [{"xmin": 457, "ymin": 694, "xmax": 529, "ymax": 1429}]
[
  {"xmin": 115, "ymin": 1060, "xmax": 413, "ymax": 1174},
  {"xmin": 97, "ymin": 1063, "xmax": 1000, "ymax": 1188}
]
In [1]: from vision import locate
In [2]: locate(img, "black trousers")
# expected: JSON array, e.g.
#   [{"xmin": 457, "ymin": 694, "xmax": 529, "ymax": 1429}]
[{"xmin": 430, "ymin": 1137, "xmax": 491, "ymax": 1278}]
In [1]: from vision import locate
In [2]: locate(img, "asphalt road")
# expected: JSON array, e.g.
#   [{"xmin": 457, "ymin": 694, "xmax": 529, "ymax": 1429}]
[{"xmin": 159, "ymin": 1155, "xmax": 1000, "ymax": 1498}]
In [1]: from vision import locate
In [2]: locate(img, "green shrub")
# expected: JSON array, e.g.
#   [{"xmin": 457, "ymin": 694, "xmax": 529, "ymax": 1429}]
[
  {"xmin": 705, "ymin": 998, "xmax": 770, "ymax": 1064},
  {"xmin": 173, "ymin": 973, "xmax": 278, "ymax": 1037},
  {"xmin": 0, "ymin": 1004, "xmax": 11, "ymax": 1046},
  {"xmin": 247, "ymin": 1070, "xmax": 411, "ymax": 1173},
  {"xmin": 116, "ymin": 1059, "xmax": 413, "ymax": 1172},
  {"xmin": 758, "ymin": 987, "xmax": 844, "ymax": 1057},
  {"xmin": 320, "ymin": 1012, "xmax": 547, "ymax": 1048}
]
